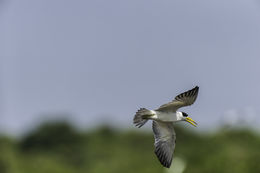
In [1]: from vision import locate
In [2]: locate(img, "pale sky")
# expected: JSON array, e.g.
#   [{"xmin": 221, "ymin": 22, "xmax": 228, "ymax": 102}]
[{"xmin": 1, "ymin": 0, "xmax": 260, "ymax": 135}]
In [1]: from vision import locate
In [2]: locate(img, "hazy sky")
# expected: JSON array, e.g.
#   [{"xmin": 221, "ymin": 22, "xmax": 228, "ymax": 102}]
[{"xmin": 1, "ymin": 0, "xmax": 260, "ymax": 135}]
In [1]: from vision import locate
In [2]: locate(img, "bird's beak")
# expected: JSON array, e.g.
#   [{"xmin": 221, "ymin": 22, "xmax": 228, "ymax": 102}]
[{"xmin": 185, "ymin": 117, "xmax": 198, "ymax": 127}]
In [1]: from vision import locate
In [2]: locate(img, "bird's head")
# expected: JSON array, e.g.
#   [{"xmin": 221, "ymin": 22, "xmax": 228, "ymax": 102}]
[{"xmin": 181, "ymin": 112, "xmax": 197, "ymax": 127}]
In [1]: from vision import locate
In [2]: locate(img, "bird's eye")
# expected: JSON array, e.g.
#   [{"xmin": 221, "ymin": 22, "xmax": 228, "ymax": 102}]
[{"xmin": 182, "ymin": 112, "xmax": 188, "ymax": 117}]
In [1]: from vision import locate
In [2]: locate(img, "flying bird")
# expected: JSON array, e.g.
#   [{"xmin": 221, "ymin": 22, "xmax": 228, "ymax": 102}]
[{"xmin": 133, "ymin": 86, "xmax": 199, "ymax": 168}]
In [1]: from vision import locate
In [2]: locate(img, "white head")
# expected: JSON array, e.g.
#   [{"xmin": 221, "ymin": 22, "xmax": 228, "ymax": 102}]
[{"xmin": 177, "ymin": 111, "xmax": 197, "ymax": 127}]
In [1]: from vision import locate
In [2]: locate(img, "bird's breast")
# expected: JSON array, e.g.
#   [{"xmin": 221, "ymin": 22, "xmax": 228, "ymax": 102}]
[{"xmin": 154, "ymin": 111, "xmax": 178, "ymax": 122}]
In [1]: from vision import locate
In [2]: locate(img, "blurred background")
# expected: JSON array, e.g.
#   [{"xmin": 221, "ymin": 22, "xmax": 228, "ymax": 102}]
[{"xmin": 1, "ymin": 0, "xmax": 260, "ymax": 172}]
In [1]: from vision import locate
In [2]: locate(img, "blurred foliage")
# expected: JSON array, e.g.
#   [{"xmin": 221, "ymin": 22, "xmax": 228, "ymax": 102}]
[{"xmin": 0, "ymin": 122, "xmax": 260, "ymax": 173}]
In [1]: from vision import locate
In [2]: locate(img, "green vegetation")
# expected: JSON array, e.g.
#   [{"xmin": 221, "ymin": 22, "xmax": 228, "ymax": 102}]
[{"xmin": 0, "ymin": 122, "xmax": 260, "ymax": 173}]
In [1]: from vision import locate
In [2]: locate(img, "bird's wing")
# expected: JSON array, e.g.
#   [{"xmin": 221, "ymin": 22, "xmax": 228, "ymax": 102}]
[
  {"xmin": 152, "ymin": 121, "xmax": 176, "ymax": 168},
  {"xmin": 156, "ymin": 86, "xmax": 199, "ymax": 112}
]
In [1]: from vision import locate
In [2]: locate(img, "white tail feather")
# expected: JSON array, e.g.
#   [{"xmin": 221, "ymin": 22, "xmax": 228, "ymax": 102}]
[{"xmin": 133, "ymin": 108, "xmax": 151, "ymax": 128}]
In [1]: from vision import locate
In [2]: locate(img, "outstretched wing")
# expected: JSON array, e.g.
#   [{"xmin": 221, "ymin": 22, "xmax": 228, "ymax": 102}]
[
  {"xmin": 152, "ymin": 121, "xmax": 176, "ymax": 168},
  {"xmin": 156, "ymin": 86, "xmax": 199, "ymax": 112}
]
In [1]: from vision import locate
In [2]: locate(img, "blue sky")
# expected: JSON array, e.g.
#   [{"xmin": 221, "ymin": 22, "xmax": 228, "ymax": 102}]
[{"xmin": 1, "ymin": 0, "xmax": 260, "ymax": 135}]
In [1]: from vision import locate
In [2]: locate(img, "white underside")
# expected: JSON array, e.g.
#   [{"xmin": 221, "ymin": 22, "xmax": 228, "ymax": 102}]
[{"xmin": 150, "ymin": 110, "xmax": 180, "ymax": 122}]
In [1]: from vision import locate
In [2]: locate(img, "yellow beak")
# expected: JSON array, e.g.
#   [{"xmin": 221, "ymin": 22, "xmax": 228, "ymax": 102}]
[{"xmin": 185, "ymin": 117, "xmax": 198, "ymax": 127}]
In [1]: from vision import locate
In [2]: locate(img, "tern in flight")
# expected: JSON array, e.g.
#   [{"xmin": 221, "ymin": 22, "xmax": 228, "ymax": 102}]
[{"xmin": 133, "ymin": 86, "xmax": 199, "ymax": 168}]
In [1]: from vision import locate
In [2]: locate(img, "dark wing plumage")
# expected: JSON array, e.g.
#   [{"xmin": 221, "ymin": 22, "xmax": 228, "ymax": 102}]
[
  {"xmin": 153, "ymin": 121, "xmax": 176, "ymax": 168},
  {"xmin": 156, "ymin": 86, "xmax": 199, "ymax": 112}
]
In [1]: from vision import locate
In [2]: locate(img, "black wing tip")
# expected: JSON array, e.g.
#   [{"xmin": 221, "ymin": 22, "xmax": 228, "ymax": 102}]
[
  {"xmin": 154, "ymin": 148, "xmax": 172, "ymax": 168},
  {"xmin": 185, "ymin": 86, "xmax": 199, "ymax": 92},
  {"xmin": 176, "ymin": 86, "xmax": 199, "ymax": 99},
  {"xmin": 194, "ymin": 86, "xmax": 199, "ymax": 90},
  {"xmin": 194, "ymin": 86, "xmax": 199, "ymax": 93},
  {"xmin": 191, "ymin": 86, "xmax": 199, "ymax": 93}
]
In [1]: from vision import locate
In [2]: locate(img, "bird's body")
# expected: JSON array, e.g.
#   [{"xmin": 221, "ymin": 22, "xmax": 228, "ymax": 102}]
[
  {"xmin": 149, "ymin": 110, "xmax": 182, "ymax": 122},
  {"xmin": 133, "ymin": 86, "xmax": 199, "ymax": 168}
]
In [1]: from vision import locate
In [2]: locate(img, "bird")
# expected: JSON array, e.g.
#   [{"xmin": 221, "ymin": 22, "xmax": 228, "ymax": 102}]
[{"xmin": 133, "ymin": 86, "xmax": 199, "ymax": 168}]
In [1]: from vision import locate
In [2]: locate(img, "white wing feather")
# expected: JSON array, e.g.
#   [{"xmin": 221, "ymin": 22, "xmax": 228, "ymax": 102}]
[
  {"xmin": 152, "ymin": 121, "xmax": 176, "ymax": 168},
  {"xmin": 156, "ymin": 86, "xmax": 199, "ymax": 113}
]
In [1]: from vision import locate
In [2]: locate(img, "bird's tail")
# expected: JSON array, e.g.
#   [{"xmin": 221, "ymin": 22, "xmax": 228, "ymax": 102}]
[{"xmin": 133, "ymin": 108, "xmax": 152, "ymax": 128}]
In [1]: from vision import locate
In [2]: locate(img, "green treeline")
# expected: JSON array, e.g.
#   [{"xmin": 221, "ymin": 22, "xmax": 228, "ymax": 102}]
[{"xmin": 0, "ymin": 122, "xmax": 260, "ymax": 173}]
